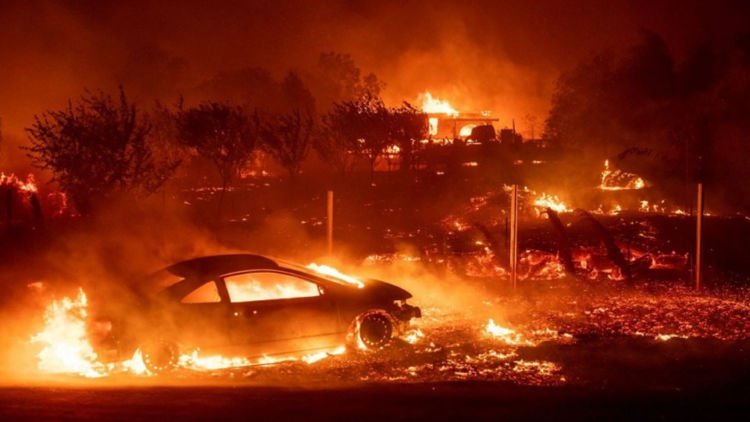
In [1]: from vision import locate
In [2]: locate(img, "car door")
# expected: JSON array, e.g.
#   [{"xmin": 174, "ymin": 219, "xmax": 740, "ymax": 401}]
[
  {"xmin": 222, "ymin": 271, "xmax": 340, "ymax": 353},
  {"xmin": 173, "ymin": 279, "xmax": 234, "ymax": 352}
]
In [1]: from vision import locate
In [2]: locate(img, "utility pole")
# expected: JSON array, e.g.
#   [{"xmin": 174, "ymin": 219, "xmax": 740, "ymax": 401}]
[{"xmin": 509, "ymin": 184, "xmax": 519, "ymax": 289}]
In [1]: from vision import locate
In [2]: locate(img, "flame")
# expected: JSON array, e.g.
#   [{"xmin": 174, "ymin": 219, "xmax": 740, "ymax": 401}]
[
  {"xmin": 31, "ymin": 289, "xmax": 348, "ymax": 378},
  {"xmin": 459, "ymin": 124, "xmax": 476, "ymax": 137},
  {"xmin": 533, "ymin": 193, "xmax": 569, "ymax": 214},
  {"xmin": 123, "ymin": 349, "xmax": 149, "ymax": 375},
  {"xmin": 420, "ymin": 92, "xmax": 458, "ymax": 117},
  {"xmin": 225, "ymin": 273, "xmax": 320, "ymax": 302},
  {"xmin": 599, "ymin": 160, "xmax": 646, "ymax": 191},
  {"xmin": 306, "ymin": 263, "xmax": 365, "ymax": 288},
  {"xmin": 384, "ymin": 144, "xmax": 401, "ymax": 156},
  {"xmin": 177, "ymin": 345, "xmax": 347, "ymax": 370},
  {"xmin": 404, "ymin": 328, "xmax": 425, "ymax": 345},
  {"xmin": 0, "ymin": 172, "xmax": 38, "ymax": 193},
  {"xmin": 30, "ymin": 289, "xmax": 108, "ymax": 378},
  {"xmin": 427, "ymin": 117, "xmax": 439, "ymax": 136}
]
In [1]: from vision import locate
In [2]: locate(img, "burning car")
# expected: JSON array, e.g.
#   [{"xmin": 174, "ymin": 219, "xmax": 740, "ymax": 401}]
[{"xmin": 90, "ymin": 254, "xmax": 421, "ymax": 372}]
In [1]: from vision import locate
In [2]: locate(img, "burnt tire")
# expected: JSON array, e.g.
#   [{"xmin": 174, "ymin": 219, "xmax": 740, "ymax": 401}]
[
  {"xmin": 141, "ymin": 340, "xmax": 178, "ymax": 374},
  {"xmin": 356, "ymin": 312, "xmax": 393, "ymax": 350}
]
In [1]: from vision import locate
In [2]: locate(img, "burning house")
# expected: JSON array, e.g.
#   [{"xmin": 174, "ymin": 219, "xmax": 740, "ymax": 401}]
[{"xmin": 420, "ymin": 92, "xmax": 499, "ymax": 142}]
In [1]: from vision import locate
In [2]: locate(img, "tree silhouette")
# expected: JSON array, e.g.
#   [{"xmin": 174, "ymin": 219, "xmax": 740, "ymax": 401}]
[
  {"xmin": 148, "ymin": 100, "xmax": 188, "ymax": 187},
  {"xmin": 176, "ymin": 102, "xmax": 258, "ymax": 211},
  {"xmin": 312, "ymin": 52, "xmax": 383, "ymax": 111},
  {"xmin": 259, "ymin": 109, "xmax": 315, "ymax": 182},
  {"xmin": 322, "ymin": 92, "xmax": 389, "ymax": 182},
  {"xmin": 25, "ymin": 87, "xmax": 178, "ymax": 215},
  {"xmin": 387, "ymin": 102, "xmax": 428, "ymax": 173}
]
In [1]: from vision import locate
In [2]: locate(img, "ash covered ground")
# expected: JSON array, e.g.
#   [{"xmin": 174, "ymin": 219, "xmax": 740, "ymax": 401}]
[{"xmin": 3, "ymin": 281, "xmax": 750, "ymax": 420}]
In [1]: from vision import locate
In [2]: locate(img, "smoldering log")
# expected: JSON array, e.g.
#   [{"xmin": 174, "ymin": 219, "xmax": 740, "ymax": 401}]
[
  {"xmin": 474, "ymin": 222, "xmax": 507, "ymax": 264},
  {"xmin": 574, "ymin": 209, "xmax": 632, "ymax": 282},
  {"xmin": 545, "ymin": 207, "xmax": 576, "ymax": 276}
]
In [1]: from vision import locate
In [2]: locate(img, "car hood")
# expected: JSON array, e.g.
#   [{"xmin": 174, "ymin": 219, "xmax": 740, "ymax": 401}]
[{"xmin": 363, "ymin": 279, "xmax": 412, "ymax": 300}]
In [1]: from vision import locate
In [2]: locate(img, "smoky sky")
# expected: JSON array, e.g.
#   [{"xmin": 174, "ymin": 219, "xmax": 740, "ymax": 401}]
[{"xmin": 0, "ymin": 0, "xmax": 748, "ymax": 163}]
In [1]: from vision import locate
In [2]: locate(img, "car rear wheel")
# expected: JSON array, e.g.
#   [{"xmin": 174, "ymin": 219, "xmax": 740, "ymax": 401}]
[
  {"xmin": 141, "ymin": 340, "xmax": 178, "ymax": 374},
  {"xmin": 354, "ymin": 311, "xmax": 393, "ymax": 350}
]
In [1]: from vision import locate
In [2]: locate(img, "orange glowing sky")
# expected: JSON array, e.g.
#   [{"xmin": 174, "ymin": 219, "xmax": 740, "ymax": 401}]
[{"xmin": 0, "ymin": 0, "xmax": 747, "ymax": 167}]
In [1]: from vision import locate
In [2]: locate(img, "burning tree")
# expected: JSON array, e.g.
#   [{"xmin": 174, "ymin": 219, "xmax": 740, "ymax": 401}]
[
  {"xmin": 176, "ymin": 102, "xmax": 258, "ymax": 208},
  {"xmin": 25, "ymin": 87, "xmax": 178, "ymax": 215}
]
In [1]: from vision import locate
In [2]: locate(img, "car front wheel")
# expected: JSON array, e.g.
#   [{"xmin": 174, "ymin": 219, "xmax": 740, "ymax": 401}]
[{"xmin": 353, "ymin": 311, "xmax": 394, "ymax": 350}]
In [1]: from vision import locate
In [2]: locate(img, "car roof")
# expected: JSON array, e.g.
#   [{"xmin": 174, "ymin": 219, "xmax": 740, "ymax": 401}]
[{"xmin": 165, "ymin": 254, "xmax": 280, "ymax": 279}]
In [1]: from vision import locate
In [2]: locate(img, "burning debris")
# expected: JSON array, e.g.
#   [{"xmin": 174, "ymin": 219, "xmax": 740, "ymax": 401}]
[
  {"xmin": 0, "ymin": 173, "xmax": 38, "ymax": 194},
  {"xmin": 599, "ymin": 160, "xmax": 647, "ymax": 191}
]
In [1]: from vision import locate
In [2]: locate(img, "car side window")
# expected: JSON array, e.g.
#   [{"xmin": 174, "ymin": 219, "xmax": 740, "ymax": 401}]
[
  {"xmin": 181, "ymin": 281, "xmax": 221, "ymax": 304},
  {"xmin": 224, "ymin": 272, "xmax": 320, "ymax": 303}
]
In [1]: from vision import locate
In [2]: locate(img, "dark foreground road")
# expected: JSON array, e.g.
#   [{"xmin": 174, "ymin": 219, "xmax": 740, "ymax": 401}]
[{"xmin": 1, "ymin": 381, "xmax": 749, "ymax": 421}]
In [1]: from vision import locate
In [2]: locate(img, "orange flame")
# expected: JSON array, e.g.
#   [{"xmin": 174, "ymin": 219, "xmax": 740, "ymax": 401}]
[
  {"xmin": 30, "ymin": 289, "xmax": 348, "ymax": 378},
  {"xmin": 306, "ymin": 263, "xmax": 365, "ymax": 288},
  {"xmin": 533, "ymin": 193, "xmax": 569, "ymax": 214},
  {"xmin": 0, "ymin": 172, "xmax": 38, "ymax": 193},
  {"xmin": 419, "ymin": 92, "xmax": 458, "ymax": 117},
  {"xmin": 30, "ymin": 289, "xmax": 107, "ymax": 378}
]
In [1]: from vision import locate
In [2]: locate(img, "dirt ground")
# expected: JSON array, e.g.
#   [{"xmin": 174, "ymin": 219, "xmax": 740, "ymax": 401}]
[{"xmin": 1, "ymin": 380, "xmax": 748, "ymax": 420}]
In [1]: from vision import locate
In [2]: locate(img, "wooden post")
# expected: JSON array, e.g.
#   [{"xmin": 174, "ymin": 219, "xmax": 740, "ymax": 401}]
[
  {"xmin": 509, "ymin": 184, "xmax": 519, "ymax": 289},
  {"xmin": 326, "ymin": 190, "xmax": 334, "ymax": 255},
  {"xmin": 695, "ymin": 183, "xmax": 703, "ymax": 289}
]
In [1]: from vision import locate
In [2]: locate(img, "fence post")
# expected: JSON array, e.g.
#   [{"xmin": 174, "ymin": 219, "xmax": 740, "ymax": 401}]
[
  {"xmin": 695, "ymin": 183, "xmax": 703, "ymax": 289},
  {"xmin": 509, "ymin": 184, "xmax": 519, "ymax": 289},
  {"xmin": 326, "ymin": 190, "xmax": 334, "ymax": 255}
]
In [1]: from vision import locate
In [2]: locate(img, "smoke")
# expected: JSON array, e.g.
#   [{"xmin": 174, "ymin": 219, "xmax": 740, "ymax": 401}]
[{"xmin": 3, "ymin": 0, "xmax": 747, "ymax": 160}]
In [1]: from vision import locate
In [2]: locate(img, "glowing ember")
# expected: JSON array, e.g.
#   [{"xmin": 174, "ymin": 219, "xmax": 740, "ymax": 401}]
[
  {"xmin": 419, "ymin": 92, "xmax": 459, "ymax": 116},
  {"xmin": 403, "ymin": 328, "xmax": 425, "ymax": 345},
  {"xmin": 599, "ymin": 160, "xmax": 647, "ymax": 191},
  {"xmin": 306, "ymin": 263, "xmax": 365, "ymax": 288},
  {"xmin": 485, "ymin": 319, "xmax": 530, "ymax": 345},
  {"xmin": 655, "ymin": 333, "xmax": 688, "ymax": 341},
  {"xmin": 301, "ymin": 346, "xmax": 346, "ymax": 364}
]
